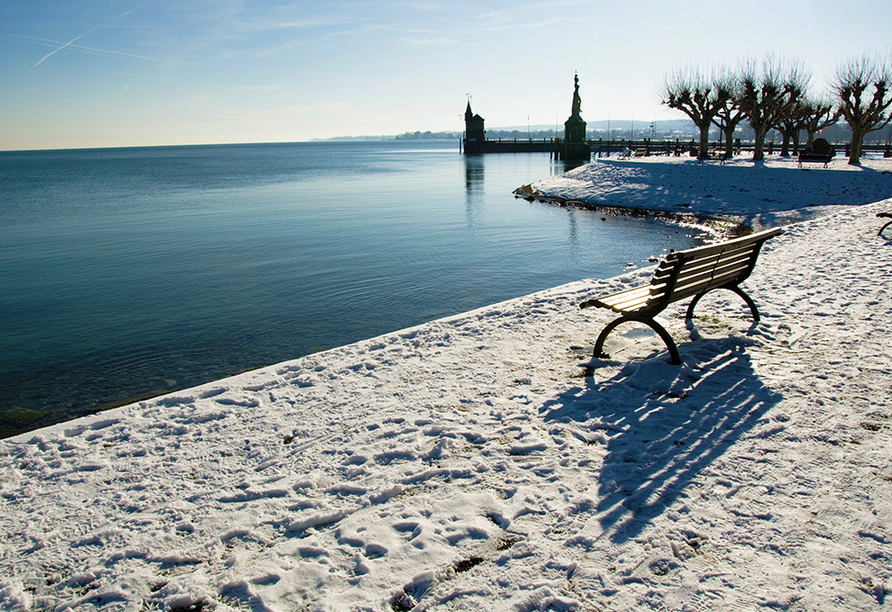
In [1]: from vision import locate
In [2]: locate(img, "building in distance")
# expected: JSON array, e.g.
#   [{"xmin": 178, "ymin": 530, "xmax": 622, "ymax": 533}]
[{"xmin": 462, "ymin": 75, "xmax": 590, "ymax": 161}]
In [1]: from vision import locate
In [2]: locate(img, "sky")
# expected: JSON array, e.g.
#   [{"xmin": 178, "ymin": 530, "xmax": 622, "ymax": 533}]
[{"xmin": 1, "ymin": 0, "xmax": 890, "ymax": 151}]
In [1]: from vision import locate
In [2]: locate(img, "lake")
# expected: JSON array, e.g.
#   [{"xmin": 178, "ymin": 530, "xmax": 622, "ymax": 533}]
[{"xmin": 0, "ymin": 140, "xmax": 702, "ymax": 434}]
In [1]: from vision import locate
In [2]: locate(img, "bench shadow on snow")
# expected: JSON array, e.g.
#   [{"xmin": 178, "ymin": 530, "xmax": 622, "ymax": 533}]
[{"xmin": 540, "ymin": 334, "xmax": 782, "ymax": 545}]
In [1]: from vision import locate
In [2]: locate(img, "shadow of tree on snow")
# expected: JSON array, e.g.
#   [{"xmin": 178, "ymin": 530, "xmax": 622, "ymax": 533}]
[
  {"xmin": 540, "ymin": 336, "xmax": 782, "ymax": 544},
  {"xmin": 558, "ymin": 158, "xmax": 892, "ymax": 228}
]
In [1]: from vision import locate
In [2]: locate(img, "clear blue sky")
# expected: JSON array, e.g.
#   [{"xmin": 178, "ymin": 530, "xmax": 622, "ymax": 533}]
[{"xmin": 1, "ymin": 1, "xmax": 889, "ymax": 150}]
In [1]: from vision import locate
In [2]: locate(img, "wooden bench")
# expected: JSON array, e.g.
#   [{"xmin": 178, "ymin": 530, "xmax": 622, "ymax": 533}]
[
  {"xmin": 579, "ymin": 228, "xmax": 783, "ymax": 365},
  {"xmin": 798, "ymin": 138, "xmax": 835, "ymax": 168},
  {"xmin": 879, "ymin": 211, "xmax": 892, "ymax": 236}
]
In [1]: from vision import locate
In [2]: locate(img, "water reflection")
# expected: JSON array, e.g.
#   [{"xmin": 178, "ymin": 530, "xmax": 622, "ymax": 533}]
[
  {"xmin": 566, "ymin": 206, "xmax": 580, "ymax": 258},
  {"xmin": 559, "ymin": 157, "xmax": 588, "ymax": 172},
  {"xmin": 463, "ymin": 152, "xmax": 590, "ymax": 250},
  {"xmin": 463, "ymin": 154, "xmax": 485, "ymax": 227}
]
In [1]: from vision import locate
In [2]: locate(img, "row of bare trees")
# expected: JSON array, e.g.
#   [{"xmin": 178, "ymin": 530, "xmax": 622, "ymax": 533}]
[{"xmin": 662, "ymin": 54, "xmax": 892, "ymax": 165}]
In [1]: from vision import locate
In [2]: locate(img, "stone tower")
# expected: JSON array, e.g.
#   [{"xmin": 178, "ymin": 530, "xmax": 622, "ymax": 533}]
[
  {"xmin": 562, "ymin": 73, "xmax": 590, "ymax": 161},
  {"xmin": 463, "ymin": 101, "xmax": 486, "ymax": 154}
]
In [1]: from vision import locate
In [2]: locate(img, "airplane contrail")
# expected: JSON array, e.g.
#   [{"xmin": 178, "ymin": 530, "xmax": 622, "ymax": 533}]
[{"xmin": 33, "ymin": 27, "xmax": 99, "ymax": 67}]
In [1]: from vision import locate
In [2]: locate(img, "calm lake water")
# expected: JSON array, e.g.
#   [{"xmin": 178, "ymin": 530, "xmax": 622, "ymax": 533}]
[{"xmin": 0, "ymin": 140, "xmax": 702, "ymax": 434}]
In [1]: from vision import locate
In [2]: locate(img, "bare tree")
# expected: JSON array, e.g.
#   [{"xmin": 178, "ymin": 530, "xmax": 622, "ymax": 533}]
[
  {"xmin": 662, "ymin": 66, "xmax": 729, "ymax": 159},
  {"xmin": 832, "ymin": 54, "xmax": 892, "ymax": 164},
  {"xmin": 712, "ymin": 70, "xmax": 747, "ymax": 159},
  {"xmin": 774, "ymin": 100, "xmax": 811, "ymax": 156},
  {"xmin": 737, "ymin": 56, "xmax": 807, "ymax": 161},
  {"xmin": 799, "ymin": 98, "xmax": 838, "ymax": 149}
]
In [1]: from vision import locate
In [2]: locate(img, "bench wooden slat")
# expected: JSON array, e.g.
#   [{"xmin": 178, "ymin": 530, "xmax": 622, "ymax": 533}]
[
  {"xmin": 670, "ymin": 266, "xmax": 753, "ymax": 302},
  {"xmin": 587, "ymin": 286, "xmax": 651, "ymax": 312},
  {"xmin": 675, "ymin": 230, "xmax": 775, "ymax": 258},
  {"xmin": 674, "ymin": 263, "xmax": 751, "ymax": 296},
  {"xmin": 649, "ymin": 248, "xmax": 755, "ymax": 287},
  {"xmin": 674, "ymin": 248, "xmax": 757, "ymax": 276},
  {"xmin": 607, "ymin": 295, "xmax": 651, "ymax": 311},
  {"xmin": 673, "ymin": 255, "xmax": 749, "ymax": 287},
  {"xmin": 673, "ymin": 256, "xmax": 754, "ymax": 291}
]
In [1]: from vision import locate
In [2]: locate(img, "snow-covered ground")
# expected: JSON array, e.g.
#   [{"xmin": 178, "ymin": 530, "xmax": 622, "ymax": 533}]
[
  {"xmin": 2, "ymin": 154, "xmax": 892, "ymax": 611},
  {"xmin": 524, "ymin": 153, "xmax": 892, "ymax": 230}
]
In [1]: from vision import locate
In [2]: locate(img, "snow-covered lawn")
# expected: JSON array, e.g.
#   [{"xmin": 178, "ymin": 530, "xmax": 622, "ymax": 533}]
[
  {"xmin": 525, "ymin": 153, "xmax": 892, "ymax": 229},
  {"xmin": 2, "ymin": 155, "xmax": 891, "ymax": 611}
]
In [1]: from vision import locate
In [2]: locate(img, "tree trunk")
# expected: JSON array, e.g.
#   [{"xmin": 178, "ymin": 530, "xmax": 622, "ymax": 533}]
[
  {"xmin": 849, "ymin": 129, "xmax": 865, "ymax": 165},
  {"xmin": 723, "ymin": 127, "xmax": 735, "ymax": 158},
  {"xmin": 753, "ymin": 127, "xmax": 768, "ymax": 161},
  {"xmin": 779, "ymin": 133, "xmax": 792, "ymax": 157},
  {"xmin": 698, "ymin": 123, "xmax": 710, "ymax": 159},
  {"xmin": 793, "ymin": 132, "xmax": 801, "ymax": 155}
]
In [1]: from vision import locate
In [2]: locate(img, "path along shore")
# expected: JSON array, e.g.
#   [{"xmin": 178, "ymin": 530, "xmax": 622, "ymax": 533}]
[{"xmin": 2, "ymin": 155, "xmax": 891, "ymax": 611}]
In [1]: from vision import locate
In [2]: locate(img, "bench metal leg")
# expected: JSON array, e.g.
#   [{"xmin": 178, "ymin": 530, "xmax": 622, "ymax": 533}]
[
  {"xmin": 686, "ymin": 286, "xmax": 760, "ymax": 321},
  {"xmin": 593, "ymin": 314, "xmax": 682, "ymax": 365},
  {"xmin": 879, "ymin": 220, "xmax": 892, "ymax": 237}
]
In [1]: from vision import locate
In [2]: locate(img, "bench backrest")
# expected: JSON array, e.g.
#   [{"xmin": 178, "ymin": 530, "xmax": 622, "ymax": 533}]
[{"xmin": 644, "ymin": 228, "xmax": 783, "ymax": 312}]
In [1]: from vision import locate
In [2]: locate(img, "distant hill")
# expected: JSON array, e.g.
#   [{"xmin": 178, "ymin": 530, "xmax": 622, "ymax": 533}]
[
  {"xmin": 387, "ymin": 120, "xmax": 702, "ymax": 141},
  {"xmin": 324, "ymin": 118, "xmax": 892, "ymax": 144}
]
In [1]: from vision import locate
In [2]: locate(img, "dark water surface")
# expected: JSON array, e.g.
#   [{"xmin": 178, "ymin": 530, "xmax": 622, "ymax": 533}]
[{"xmin": 0, "ymin": 141, "xmax": 702, "ymax": 434}]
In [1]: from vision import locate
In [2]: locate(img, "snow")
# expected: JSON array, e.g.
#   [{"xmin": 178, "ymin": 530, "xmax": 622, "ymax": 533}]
[
  {"xmin": 525, "ymin": 153, "xmax": 892, "ymax": 230},
  {"xmin": 2, "ymin": 153, "xmax": 892, "ymax": 611}
]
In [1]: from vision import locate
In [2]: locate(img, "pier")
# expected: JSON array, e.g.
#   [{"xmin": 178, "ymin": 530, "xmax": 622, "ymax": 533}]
[{"xmin": 460, "ymin": 137, "xmax": 892, "ymax": 160}]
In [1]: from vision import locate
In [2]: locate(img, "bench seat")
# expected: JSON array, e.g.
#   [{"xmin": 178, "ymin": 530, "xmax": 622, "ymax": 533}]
[{"xmin": 798, "ymin": 153, "xmax": 834, "ymax": 168}]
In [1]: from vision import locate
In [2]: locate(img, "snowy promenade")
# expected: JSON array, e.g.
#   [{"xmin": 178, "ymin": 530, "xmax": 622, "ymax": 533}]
[{"xmin": 2, "ymin": 156, "xmax": 891, "ymax": 611}]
